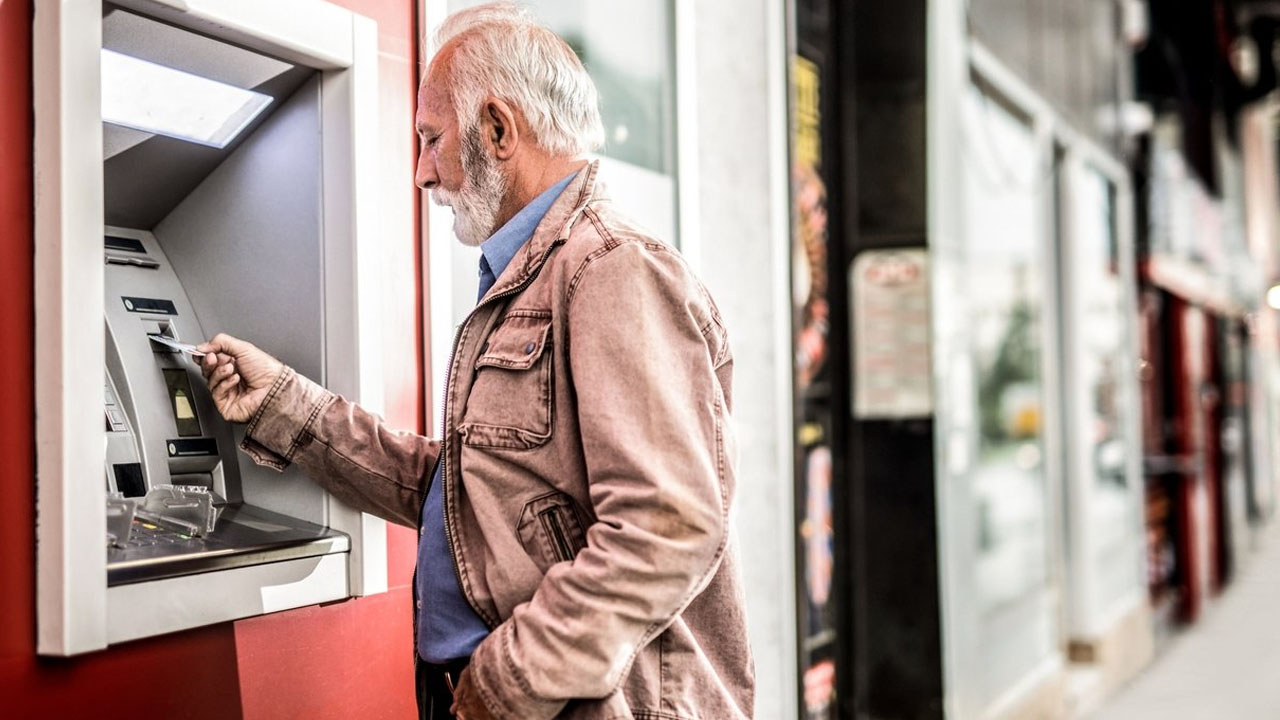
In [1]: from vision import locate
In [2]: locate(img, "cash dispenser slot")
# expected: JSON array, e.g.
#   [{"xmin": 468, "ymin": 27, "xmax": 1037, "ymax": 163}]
[{"xmin": 108, "ymin": 504, "xmax": 346, "ymax": 586}]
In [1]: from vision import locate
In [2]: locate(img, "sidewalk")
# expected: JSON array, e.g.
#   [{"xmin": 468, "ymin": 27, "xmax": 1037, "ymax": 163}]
[{"xmin": 1090, "ymin": 525, "xmax": 1280, "ymax": 720}]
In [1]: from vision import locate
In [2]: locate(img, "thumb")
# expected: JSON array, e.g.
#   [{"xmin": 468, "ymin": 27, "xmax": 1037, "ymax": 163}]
[{"xmin": 198, "ymin": 333, "xmax": 251, "ymax": 357}]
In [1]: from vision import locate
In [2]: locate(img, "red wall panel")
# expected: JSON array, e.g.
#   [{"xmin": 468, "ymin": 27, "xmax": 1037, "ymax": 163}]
[
  {"xmin": 7, "ymin": 627, "xmax": 245, "ymax": 720},
  {"xmin": 0, "ymin": 0, "xmax": 35, "ymax": 662},
  {"xmin": 234, "ymin": 589, "xmax": 416, "ymax": 719},
  {"xmin": 2, "ymin": 1, "xmax": 425, "ymax": 716}
]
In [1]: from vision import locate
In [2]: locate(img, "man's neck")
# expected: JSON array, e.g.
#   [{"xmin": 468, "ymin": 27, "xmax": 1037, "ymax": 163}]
[{"xmin": 494, "ymin": 156, "xmax": 588, "ymax": 229}]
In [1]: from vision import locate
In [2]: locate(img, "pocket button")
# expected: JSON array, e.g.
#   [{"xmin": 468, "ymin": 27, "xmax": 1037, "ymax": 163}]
[{"xmin": 524, "ymin": 341, "xmax": 536, "ymax": 354}]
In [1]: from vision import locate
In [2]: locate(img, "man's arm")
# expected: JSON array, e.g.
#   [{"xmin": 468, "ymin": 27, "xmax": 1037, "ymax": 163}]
[
  {"xmin": 201, "ymin": 335, "xmax": 436, "ymax": 528},
  {"xmin": 465, "ymin": 241, "xmax": 735, "ymax": 718}
]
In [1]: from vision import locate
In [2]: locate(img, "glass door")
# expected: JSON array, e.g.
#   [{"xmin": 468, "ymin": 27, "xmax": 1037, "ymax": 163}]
[
  {"xmin": 1059, "ymin": 154, "xmax": 1145, "ymax": 646},
  {"xmin": 932, "ymin": 75, "xmax": 1064, "ymax": 714}
]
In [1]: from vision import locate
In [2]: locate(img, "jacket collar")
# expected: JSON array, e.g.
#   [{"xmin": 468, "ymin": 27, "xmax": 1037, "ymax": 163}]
[{"xmin": 484, "ymin": 159, "xmax": 603, "ymax": 299}]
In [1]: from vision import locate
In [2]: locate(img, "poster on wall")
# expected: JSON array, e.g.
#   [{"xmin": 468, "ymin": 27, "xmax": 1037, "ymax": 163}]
[
  {"xmin": 802, "ymin": 445, "xmax": 834, "ymax": 630},
  {"xmin": 793, "ymin": 54, "xmax": 829, "ymax": 396},
  {"xmin": 803, "ymin": 659, "xmax": 837, "ymax": 720},
  {"xmin": 791, "ymin": 44, "xmax": 838, "ymax": 720}
]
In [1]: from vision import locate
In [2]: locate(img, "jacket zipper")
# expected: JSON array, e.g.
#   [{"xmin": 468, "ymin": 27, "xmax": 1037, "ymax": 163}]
[
  {"xmin": 440, "ymin": 237, "xmax": 567, "ymax": 629},
  {"xmin": 539, "ymin": 507, "xmax": 574, "ymax": 563}
]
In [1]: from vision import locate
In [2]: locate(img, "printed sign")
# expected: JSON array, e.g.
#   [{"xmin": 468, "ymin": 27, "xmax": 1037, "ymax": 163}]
[{"xmin": 852, "ymin": 249, "xmax": 932, "ymax": 418}]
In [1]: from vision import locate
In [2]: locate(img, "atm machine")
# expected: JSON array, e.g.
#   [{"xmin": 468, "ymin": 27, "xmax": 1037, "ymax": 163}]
[
  {"xmin": 35, "ymin": 0, "xmax": 387, "ymax": 654},
  {"xmin": 103, "ymin": 225, "xmax": 348, "ymax": 586}
]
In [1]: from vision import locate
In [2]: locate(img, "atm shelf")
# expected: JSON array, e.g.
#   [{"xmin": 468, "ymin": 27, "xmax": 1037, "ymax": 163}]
[{"xmin": 107, "ymin": 503, "xmax": 350, "ymax": 586}]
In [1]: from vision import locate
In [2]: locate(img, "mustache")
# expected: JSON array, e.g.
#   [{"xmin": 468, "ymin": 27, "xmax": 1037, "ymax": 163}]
[{"xmin": 431, "ymin": 188, "xmax": 457, "ymax": 208}]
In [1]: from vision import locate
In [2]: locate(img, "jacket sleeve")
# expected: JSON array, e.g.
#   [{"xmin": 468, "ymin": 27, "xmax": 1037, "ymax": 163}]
[
  {"xmin": 468, "ymin": 241, "xmax": 735, "ymax": 717},
  {"xmin": 240, "ymin": 366, "xmax": 437, "ymax": 528}
]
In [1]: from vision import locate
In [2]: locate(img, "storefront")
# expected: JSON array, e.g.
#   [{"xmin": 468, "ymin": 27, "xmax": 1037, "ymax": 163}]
[
  {"xmin": 930, "ymin": 3, "xmax": 1153, "ymax": 716},
  {"xmin": 783, "ymin": 0, "xmax": 1152, "ymax": 717},
  {"xmin": 1136, "ymin": 107, "xmax": 1280, "ymax": 629}
]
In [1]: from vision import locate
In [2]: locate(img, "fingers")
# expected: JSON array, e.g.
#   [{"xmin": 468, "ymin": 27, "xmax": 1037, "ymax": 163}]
[
  {"xmin": 203, "ymin": 353, "xmax": 234, "ymax": 384},
  {"xmin": 197, "ymin": 333, "xmax": 258, "ymax": 360},
  {"xmin": 209, "ymin": 361, "xmax": 235, "ymax": 384},
  {"xmin": 207, "ymin": 360, "xmax": 239, "ymax": 405},
  {"xmin": 211, "ymin": 369, "xmax": 241, "ymax": 406},
  {"xmin": 201, "ymin": 351, "xmax": 220, "ymax": 381}
]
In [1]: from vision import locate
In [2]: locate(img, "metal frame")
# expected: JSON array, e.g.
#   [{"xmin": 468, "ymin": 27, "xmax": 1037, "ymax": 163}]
[
  {"xmin": 930, "ymin": 3, "xmax": 1146, "ymax": 715},
  {"xmin": 1056, "ymin": 147, "xmax": 1146, "ymax": 642},
  {"xmin": 768, "ymin": 0, "xmax": 801, "ymax": 715},
  {"xmin": 35, "ymin": 0, "xmax": 388, "ymax": 656}
]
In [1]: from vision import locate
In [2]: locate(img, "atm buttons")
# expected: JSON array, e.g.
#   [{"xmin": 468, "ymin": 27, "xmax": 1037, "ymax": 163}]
[{"xmin": 107, "ymin": 408, "xmax": 126, "ymax": 430}]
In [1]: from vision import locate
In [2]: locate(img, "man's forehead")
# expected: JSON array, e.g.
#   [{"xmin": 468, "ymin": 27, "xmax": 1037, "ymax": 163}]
[{"xmin": 415, "ymin": 51, "xmax": 455, "ymax": 130}]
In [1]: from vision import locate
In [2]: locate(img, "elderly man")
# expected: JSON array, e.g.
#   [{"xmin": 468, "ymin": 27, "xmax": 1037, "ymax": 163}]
[{"xmin": 198, "ymin": 3, "xmax": 753, "ymax": 719}]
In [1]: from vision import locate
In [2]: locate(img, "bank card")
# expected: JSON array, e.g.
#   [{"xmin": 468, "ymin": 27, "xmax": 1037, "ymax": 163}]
[{"xmin": 148, "ymin": 334, "xmax": 207, "ymax": 357}]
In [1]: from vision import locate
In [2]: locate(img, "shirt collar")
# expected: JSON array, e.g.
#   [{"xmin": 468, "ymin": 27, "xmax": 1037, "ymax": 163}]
[{"xmin": 480, "ymin": 170, "xmax": 579, "ymax": 282}]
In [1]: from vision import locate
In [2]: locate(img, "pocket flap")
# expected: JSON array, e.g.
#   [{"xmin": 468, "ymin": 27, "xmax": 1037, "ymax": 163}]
[{"xmin": 476, "ymin": 313, "xmax": 552, "ymax": 370}]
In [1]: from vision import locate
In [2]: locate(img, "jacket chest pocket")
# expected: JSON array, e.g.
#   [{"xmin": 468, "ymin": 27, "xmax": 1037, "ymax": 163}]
[{"xmin": 459, "ymin": 312, "xmax": 554, "ymax": 449}]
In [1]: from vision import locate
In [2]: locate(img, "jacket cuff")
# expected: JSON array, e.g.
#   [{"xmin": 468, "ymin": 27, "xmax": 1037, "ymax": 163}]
[
  {"xmin": 239, "ymin": 366, "xmax": 335, "ymax": 471},
  {"xmin": 470, "ymin": 621, "xmax": 567, "ymax": 719}
]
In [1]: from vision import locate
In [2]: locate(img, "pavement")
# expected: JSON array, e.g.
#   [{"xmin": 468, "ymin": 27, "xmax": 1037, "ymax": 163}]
[{"xmin": 1090, "ymin": 524, "xmax": 1280, "ymax": 720}]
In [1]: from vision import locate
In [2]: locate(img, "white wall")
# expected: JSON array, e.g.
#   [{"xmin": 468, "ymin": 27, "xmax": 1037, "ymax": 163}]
[{"xmin": 690, "ymin": 1, "xmax": 798, "ymax": 718}]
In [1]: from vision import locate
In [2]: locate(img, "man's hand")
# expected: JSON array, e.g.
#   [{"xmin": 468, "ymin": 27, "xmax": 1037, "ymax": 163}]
[
  {"xmin": 450, "ymin": 667, "xmax": 497, "ymax": 720},
  {"xmin": 197, "ymin": 333, "xmax": 284, "ymax": 423}
]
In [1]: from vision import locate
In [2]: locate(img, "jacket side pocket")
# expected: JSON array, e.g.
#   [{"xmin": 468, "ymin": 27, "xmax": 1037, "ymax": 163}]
[{"xmin": 517, "ymin": 492, "xmax": 588, "ymax": 571}]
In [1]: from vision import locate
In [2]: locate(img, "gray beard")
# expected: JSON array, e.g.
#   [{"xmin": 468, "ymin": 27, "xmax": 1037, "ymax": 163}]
[{"xmin": 431, "ymin": 127, "xmax": 507, "ymax": 248}]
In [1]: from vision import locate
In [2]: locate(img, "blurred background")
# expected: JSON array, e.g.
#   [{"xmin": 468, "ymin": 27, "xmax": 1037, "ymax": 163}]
[{"xmin": 4, "ymin": 0, "xmax": 1280, "ymax": 719}]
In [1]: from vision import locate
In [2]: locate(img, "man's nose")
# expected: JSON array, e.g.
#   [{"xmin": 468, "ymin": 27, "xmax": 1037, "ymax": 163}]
[{"xmin": 415, "ymin": 152, "xmax": 437, "ymax": 190}]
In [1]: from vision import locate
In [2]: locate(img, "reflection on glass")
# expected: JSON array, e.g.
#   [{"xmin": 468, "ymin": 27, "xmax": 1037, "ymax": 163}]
[
  {"xmin": 960, "ymin": 84, "xmax": 1051, "ymax": 613},
  {"xmin": 447, "ymin": 1, "xmax": 674, "ymax": 171},
  {"xmin": 445, "ymin": 0, "xmax": 679, "ymax": 242},
  {"xmin": 534, "ymin": 2, "xmax": 674, "ymax": 174}
]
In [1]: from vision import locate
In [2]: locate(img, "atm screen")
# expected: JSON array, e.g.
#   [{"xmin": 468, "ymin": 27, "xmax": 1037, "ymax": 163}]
[{"xmin": 162, "ymin": 368, "xmax": 202, "ymax": 437}]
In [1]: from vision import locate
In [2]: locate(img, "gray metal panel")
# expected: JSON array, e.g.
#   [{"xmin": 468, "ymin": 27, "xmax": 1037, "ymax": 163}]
[
  {"xmin": 103, "ymin": 66, "xmax": 317, "ymax": 229},
  {"xmin": 155, "ymin": 75, "xmax": 327, "ymax": 524},
  {"xmin": 103, "ymin": 125, "xmax": 151, "ymax": 161},
  {"xmin": 103, "ymin": 4, "xmax": 293, "ymax": 88},
  {"xmin": 101, "ymin": 5, "xmax": 314, "ymax": 228}
]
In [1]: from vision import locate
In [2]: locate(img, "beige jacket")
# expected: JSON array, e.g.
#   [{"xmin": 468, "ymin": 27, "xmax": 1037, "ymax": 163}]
[{"xmin": 241, "ymin": 162, "xmax": 754, "ymax": 719}]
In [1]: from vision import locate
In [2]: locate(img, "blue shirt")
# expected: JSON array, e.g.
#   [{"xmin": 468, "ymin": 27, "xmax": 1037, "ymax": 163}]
[{"xmin": 417, "ymin": 170, "xmax": 578, "ymax": 663}]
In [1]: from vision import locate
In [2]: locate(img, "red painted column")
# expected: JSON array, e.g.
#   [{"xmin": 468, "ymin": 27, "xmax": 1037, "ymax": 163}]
[
  {"xmin": 0, "ymin": 0, "xmax": 35, "ymax": 664},
  {"xmin": 1172, "ymin": 299, "xmax": 1205, "ymax": 623}
]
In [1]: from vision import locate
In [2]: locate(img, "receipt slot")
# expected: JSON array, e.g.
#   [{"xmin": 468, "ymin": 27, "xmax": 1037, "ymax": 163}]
[{"xmin": 35, "ymin": 1, "xmax": 388, "ymax": 655}]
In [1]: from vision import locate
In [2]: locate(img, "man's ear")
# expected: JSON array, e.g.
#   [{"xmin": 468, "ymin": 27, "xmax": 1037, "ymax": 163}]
[{"xmin": 482, "ymin": 97, "xmax": 519, "ymax": 160}]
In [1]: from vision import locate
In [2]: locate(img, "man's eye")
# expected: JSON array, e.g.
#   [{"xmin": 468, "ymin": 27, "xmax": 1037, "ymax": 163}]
[{"xmin": 428, "ymin": 134, "xmax": 441, "ymax": 147}]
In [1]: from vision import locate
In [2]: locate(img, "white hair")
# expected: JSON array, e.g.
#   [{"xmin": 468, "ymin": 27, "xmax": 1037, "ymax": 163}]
[{"xmin": 434, "ymin": 2, "xmax": 604, "ymax": 157}]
